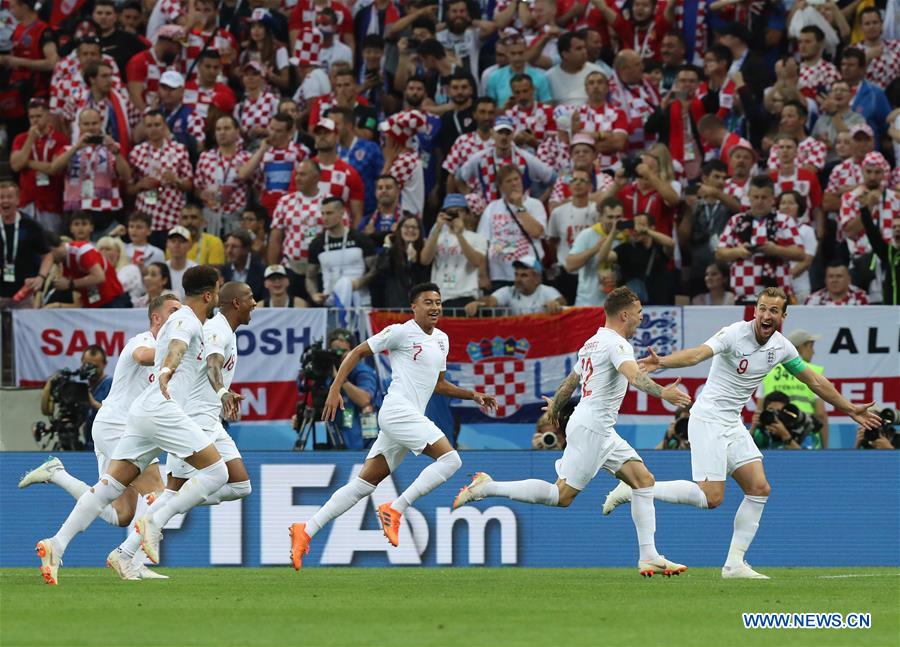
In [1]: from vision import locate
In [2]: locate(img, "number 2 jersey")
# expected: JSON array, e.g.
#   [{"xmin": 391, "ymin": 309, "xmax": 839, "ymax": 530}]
[
  {"xmin": 570, "ymin": 327, "xmax": 636, "ymax": 431},
  {"xmin": 188, "ymin": 312, "xmax": 238, "ymax": 431},
  {"xmin": 367, "ymin": 319, "xmax": 448, "ymax": 414},
  {"xmin": 692, "ymin": 320, "xmax": 800, "ymax": 425}
]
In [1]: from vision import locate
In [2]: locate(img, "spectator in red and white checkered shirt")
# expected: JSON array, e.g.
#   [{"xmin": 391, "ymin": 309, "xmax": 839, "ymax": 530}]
[
  {"xmin": 767, "ymin": 133, "xmax": 823, "ymax": 232},
  {"xmin": 765, "ymin": 101, "xmax": 827, "ymax": 174},
  {"xmin": 504, "ymin": 74, "xmax": 556, "ymax": 153},
  {"xmin": 608, "ymin": 49, "xmax": 660, "ymax": 155},
  {"xmin": 570, "ymin": 70, "xmax": 628, "ymax": 171},
  {"xmin": 125, "ymin": 25, "xmax": 183, "ymax": 112},
  {"xmin": 63, "ymin": 61, "xmax": 140, "ymax": 156},
  {"xmin": 184, "ymin": 0, "xmax": 238, "ymax": 78},
  {"xmin": 823, "ymin": 124, "xmax": 875, "ymax": 213},
  {"xmin": 838, "ymin": 152, "xmax": 897, "ymax": 272},
  {"xmin": 723, "ymin": 143, "xmax": 757, "ymax": 211},
  {"xmin": 796, "ymin": 25, "xmax": 841, "ymax": 100},
  {"xmin": 311, "ymin": 117, "xmax": 365, "ymax": 226},
  {"xmin": 379, "ymin": 110, "xmax": 426, "ymax": 218},
  {"xmin": 806, "ymin": 262, "xmax": 869, "ymax": 306},
  {"xmin": 50, "ymin": 39, "xmax": 125, "ymax": 118},
  {"xmin": 268, "ymin": 158, "xmax": 325, "ymax": 273},
  {"xmin": 238, "ymin": 113, "xmax": 309, "ymax": 214},
  {"xmin": 234, "ymin": 60, "xmax": 280, "ymax": 146},
  {"xmin": 126, "ymin": 110, "xmax": 193, "ymax": 234},
  {"xmin": 857, "ymin": 7, "xmax": 900, "ymax": 91},
  {"xmin": 195, "ymin": 115, "xmax": 253, "ymax": 237},
  {"xmin": 443, "ymin": 97, "xmax": 496, "ymax": 192},
  {"xmin": 716, "ymin": 175, "xmax": 804, "ymax": 304},
  {"xmin": 183, "ymin": 51, "xmax": 236, "ymax": 132}
]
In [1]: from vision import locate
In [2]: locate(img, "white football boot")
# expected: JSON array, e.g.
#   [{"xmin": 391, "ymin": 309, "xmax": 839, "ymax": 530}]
[
  {"xmin": 36, "ymin": 538, "xmax": 62, "ymax": 585},
  {"xmin": 722, "ymin": 561, "xmax": 770, "ymax": 579},
  {"xmin": 452, "ymin": 472, "xmax": 493, "ymax": 509},
  {"xmin": 602, "ymin": 480, "xmax": 632, "ymax": 515},
  {"xmin": 135, "ymin": 516, "xmax": 163, "ymax": 564},
  {"xmin": 638, "ymin": 555, "xmax": 688, "ymax": 578},
  {"xmin": 18, "ymin": 456, "xmax": 63, "ymax": 489},
  {"xmin": 107, "ymin": 548, "xmax": 140, "ymax": 581}
]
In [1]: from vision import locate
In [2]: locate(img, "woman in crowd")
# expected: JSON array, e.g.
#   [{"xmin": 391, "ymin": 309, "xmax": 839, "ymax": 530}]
[
  {"xmin": 374, "ymin": 214, "xmax": 431, "ymax": 308},
  {"xmin": 240, "ymin": 206, "xmax": 269, "ymax": 260},
  {"xmin": 132, "ymin": 262, "xmax": 173, "ymax": 309},
  {"xmin": 239, "ymin": 9, "xmax": 290, "ymax": 92},
  {"xmin": 258, "ymin": 264, "xmax": 308, "ymax": 308},
  {"xmin": 777, "ymin": 190, "xmax": 817, "ymax": 305},
  {"xmin": 97, "ymin": 236, "xmax": 141, "ymax": 307},
  {"xmin": 691, "ymin": 262, "xmax": 735, "ymax": 306}
]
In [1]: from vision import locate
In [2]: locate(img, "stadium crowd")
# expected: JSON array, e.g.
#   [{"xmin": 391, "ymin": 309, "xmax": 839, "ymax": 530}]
[{"xmin": 1, "ymin": 0, "xmax": 899, "ymax": 311}]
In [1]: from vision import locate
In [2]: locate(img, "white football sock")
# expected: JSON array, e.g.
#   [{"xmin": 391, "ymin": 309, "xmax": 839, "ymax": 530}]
[
  {"xmin": 726, "ymin": 495, "xmax": 767, "ymax": 568},
  {"xmin": 52, "ymin": 474, "xmax": 125, "ymax": 553},
  {"xmin": 121, "ymin": 490, "xmax": 175, "ymax": 558},
  {"xmin": 392, "ymin": 451, "xmax": 461, "ymax": 514},
  {"xmin": 653, "ymin": 480, "xmax": 709, "ymax": 508},
  {"xmin": 149, "ymin": 460, "xmax": 228, "ymax": 527},
  {"xmin": 49, "ymin": 469, "xmax": 89, "ymax": 499},
  {"xmin": 481, "ymin": 479, "xmax": 560, "ymax": 506},
  {"xmin": 631, "ymin": 487, "xmax": 659, "ymax": 561},
  {"xmin": 201, "ymin": 480, "xmax": 252, "ymax": 505},
  {"xmin": 306, "ymin": 477, "xmax": 375, "ymax": 539}
]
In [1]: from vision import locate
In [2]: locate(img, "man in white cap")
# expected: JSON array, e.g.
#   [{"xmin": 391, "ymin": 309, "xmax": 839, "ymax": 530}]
[
  {"xmin": 310, "ymin": 117, "xmax": 365, "ymax": 227},
  {"xmin": 548, "ymin": 133, "xmax": 616, "ymax": 211},
  {"xmin": 165, "ymin": 225, "xmax": 198, "ymax": 298},
  {"xmin": 759, "ymin": 328, "xmax": 828, "ymax": 448},
  {"xmin": 464, "ymin": 256, "xmax": 565, "ymax": 316},
  {"xmin": 125, "ymin": 24, "xmax": 184, "ymax": 112},
  {"xmin": 154, "ymin": 69, "xmax": 205, "ymax": 159}
]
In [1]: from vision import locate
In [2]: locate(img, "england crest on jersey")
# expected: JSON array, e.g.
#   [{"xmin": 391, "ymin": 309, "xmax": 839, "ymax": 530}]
[
  {"xmin": 631, "ymin": 308, "xmax": 682, "ymax": 358},
  {"xmin": 467, "ymin": 336, "xmax": 530, "ymax": 418}
]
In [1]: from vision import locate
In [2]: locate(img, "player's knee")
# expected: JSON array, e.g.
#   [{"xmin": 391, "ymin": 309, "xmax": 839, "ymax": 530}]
[
  {"xmin": 231, "ymin": 480, "xmax": 252, "ymax": 500},
  {"xmin": 705, "ymin": 491, "xmax": 724, "ymax": 509},
  {"xmin": 438, "ymin": 450, "xmax": 462, "ymax": 472},
  {"xmin": 635, "ymin": 471, "xmax": 655, "ymax": 489},
  {"xmin": 556, "ymin": 488, "xmax": 577, "ymax": 507},
  {"xmin": 748, "ymin": 481, "xmax": 771, "ymax": 498}
]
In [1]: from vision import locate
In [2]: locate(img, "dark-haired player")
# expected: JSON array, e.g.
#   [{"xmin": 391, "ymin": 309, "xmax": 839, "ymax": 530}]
[
  {"xmin": 604, "ymin": 287, "xmax": 883, "ymax": 579},
  {"xmin": 454, "ymin": 287, "xmax": 692, "ymax": 577},
  {"xmin": 288, "ymin": 282, "xmax": 497, "ymax": 569},
  {"xmin": 35, "ymin": 266, "xmax": 229, "ymax": 585}
]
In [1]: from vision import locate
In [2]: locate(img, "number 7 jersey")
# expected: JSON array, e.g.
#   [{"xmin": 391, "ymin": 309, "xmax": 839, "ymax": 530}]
[{"xmin": 571, "ymin": 327, "xmax": 636, "ymax": 430}]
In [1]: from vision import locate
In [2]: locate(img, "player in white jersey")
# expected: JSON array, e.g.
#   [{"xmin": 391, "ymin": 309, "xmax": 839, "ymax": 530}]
[
  {"xmin": 107, "ymin": 282, "xmax": 257, "ymax": 579},
  {"xmin": 454, "ymin": 287, "xmax": 693, "ymax": 577},
  {"xmin": 18, "ymin": 295, "xmax": 180, "ymax": 574},
  {"xmin": 288, "ymin": 282, "xmax": 497, "ymax": 569},
  {"xmin": 35, "ymin": 266, "xmax": 230, "ymax": 585},
  {"xmin": 603, "ymin": 287, "xmax": 883, "ymax": 579}
]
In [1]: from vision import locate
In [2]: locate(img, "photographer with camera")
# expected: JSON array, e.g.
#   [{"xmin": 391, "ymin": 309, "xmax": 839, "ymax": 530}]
[
  {"xmin": 751, "ymin": 390, "xmax": 824, "ymax": 450},
  {"xmin": 294, "ymin": 328, "xmax": 381, "ymax": 450},
  {"xmin": 855, "ymin": 406, "xmax": 898, "ymax": 450},
  {"xmin": 40, "ymin": 345, "xmax": 112, "ymax": 450},
  {"xmin": 657, "ymin": 408, "xmax": 691, "ymax": 449}
]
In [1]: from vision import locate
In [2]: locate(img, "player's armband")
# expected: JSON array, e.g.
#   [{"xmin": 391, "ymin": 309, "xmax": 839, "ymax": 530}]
[{"xmin": 782, "ymin": 356, "xmax": 807, "ymax": 376}]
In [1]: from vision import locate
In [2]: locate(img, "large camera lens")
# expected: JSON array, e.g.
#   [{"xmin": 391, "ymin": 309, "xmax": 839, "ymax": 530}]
[{"xmin": 541, "ymin": 432, "xmax": 558, "ymax": 448}]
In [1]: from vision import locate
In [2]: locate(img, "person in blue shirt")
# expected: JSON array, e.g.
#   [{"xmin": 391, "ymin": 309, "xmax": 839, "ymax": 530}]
[
  {"xmin": 840, "ymin": 48, "xmax": 892, "ymax": 146},
  {"xmin": 331, "ymin": 106, "xmax": 384, "ymax": 216},
  {"xmin": 485, "ymin": 33, "xmax": 552, "ymax": 107},
  {"xmin": 325, "ymin": 328, "xmax": 381, "ymax": 449}
]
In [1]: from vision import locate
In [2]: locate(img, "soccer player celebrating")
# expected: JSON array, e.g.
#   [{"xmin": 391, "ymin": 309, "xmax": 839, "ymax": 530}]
[
  {"xmin": 454, "ymin": 287, "xmax": 692, "ymax": 577},
  {"xmin": 19, "ymin": 294, "xmax": 181, "ymax": 579},
  {"xmin": 35, "ymin": 266, "xmax": 230, "ymax": 585},
  {"xmin": 603, "ymin": 287, "xmax": 883, "ymax": 579},
  {"xmin": 289, "ymin": 283, "xmax": 497, "ymax": 569},
  {"xmin": 107, "ymin": 282, "xmax": 257, "ymax": 579}
]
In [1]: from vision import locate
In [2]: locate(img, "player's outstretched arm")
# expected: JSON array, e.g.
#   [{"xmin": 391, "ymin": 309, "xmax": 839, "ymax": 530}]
[
  {"xmin": 322, "ymin": 342, "xmax": 375, "ymax": 421},
  {"xmin": 434, "ymin": 372, "xmax": 497, "ymax": 413},
  {"xmin": 158, "ymin": 339, "xmax": 188, "ymax": 400},
  {"xmin": 795, "ymin": 367, "xmax": 883, "ymax": 430},
  {"xmin": 207, "ymin": 353, "xmax": 244, "ymax": 421},
  {"xmin": 638, "ymin": 344, "xmax": 714, "ymax": 373},
  {"xmin": 618, "ymin": 361, "xmax": 693, "ymax": 407},
  {"xmin": 540, "ymin": 370, "xmax": 580, "ymax": 426}
]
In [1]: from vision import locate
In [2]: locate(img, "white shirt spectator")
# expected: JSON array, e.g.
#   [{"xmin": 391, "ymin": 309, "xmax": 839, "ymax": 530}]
[
  {"xmin": 477, "ymin": 197, "xmax": 547, "ymax": 283},
  {"xmin": 166, "ymin": 259, "xmax": 199, "ymax": 299},
  {"xmin": 490, "ymin": 283, "xmax": 563, "ymax": 314},
  {"xmin": 319, "ymin": 40, "xmax": 353, "ymax": 72},
  {"xmin": 437, "ymin": 27, "xmax": 481, "ymax": 82},
  {"xmin": 791, "ymin": 221, "xmax": 817, "ymax": 303},
  {"xmin": 548, "ymin": 202, "xmax": 598, "ymax": 272},
  {"xmin": 546, "ymin": 62, "xmax": 602, "ymax": 106},
  {"xmin": 430, "ymin": 228, "xmax": 488, "ymax": 301}
]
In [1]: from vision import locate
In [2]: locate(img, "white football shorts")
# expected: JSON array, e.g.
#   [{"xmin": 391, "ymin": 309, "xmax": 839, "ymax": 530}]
[
  {"xmin": 688, "ymin": 416, "xmax": 762, "ymax": 482},
  {"xmin": 555, "ymin": 414, "xmax": 642, "ymax": 491},
  {"xmin": 167, "ymin": 421, "xmax": 241, "ymax": 478},
  {"xmin": 114, "ymin": 398, "xmax": 213, "ymax": 471},
  {"xmin": 366, "ymin": 397, "xmax": 445, "ymax": 472},
  {"xmin": 92, "ymin": 414, "xmax": 159, "ymax": 476}
]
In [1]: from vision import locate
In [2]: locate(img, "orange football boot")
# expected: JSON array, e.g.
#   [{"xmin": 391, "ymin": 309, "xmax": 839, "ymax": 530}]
[
  {"xmin": 377, "ymin": 502, "xmax": 402, "ymax": 547},
  {"xmin": 289, "ymin": 523, "xmax": 311, "ymax": 570}
]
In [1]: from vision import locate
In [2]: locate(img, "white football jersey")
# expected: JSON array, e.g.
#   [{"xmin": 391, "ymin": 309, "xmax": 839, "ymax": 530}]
[
  {"xmin": 692, "ymin": 320, "xmax": 800, "ymax": 424},
  {"xmin": 367, "ymin": 319, "xmax": 448, "ymax": 414},
  {"xmin": 569, "ymin": 327, "xmax": 635, "ymax": 431},
  {"xmin": 135, "ymin": 306, "xmax": 206, "ymax": 409},
  {"xmin": 95, "ymin": 331, "xmax": 156, "ymax": 426},
  {"xmin": 190, "ymin": 313, "xmax": 238, "ymax": 431}
]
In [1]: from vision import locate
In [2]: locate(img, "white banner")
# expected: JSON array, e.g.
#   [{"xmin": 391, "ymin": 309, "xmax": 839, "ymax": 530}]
[{"xmin": 12, "ymin": 308, "xmax": 327, "ymax": 420}]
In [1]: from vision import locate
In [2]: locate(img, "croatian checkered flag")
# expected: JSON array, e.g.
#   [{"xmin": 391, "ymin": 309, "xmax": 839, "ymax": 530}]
[
  {"xmin": 291, "ymin": 28, "xmax": 323, "ymax": 67},
  {"xmin": 380, "ymin": 110, "xmax": 427, "ymax": 148}
]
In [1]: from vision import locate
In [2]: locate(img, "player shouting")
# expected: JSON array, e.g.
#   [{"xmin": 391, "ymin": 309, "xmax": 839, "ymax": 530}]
[
  {"xmin": 107, "ymin": 282, "xmax": 257, "ymax": 579},
  {"xmin": 289, "ymin": 282, "xmax": 497, "ymax": 569},
  {"xmin": 454, "ymin": 287, "xmax": 693, "ymax": 577},
  {"xmin": 35, "ymin": 266, "xmax": 231, "ymax": 585},
  {"xmin": 603, "ymin": 287, "xmax": 883, "ymax": 579}
]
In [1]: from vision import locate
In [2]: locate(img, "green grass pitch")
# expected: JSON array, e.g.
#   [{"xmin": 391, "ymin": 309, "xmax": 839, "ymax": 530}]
[{"xmin": 2, "ymin": 567, "xmax": 898, "ymax": 646}]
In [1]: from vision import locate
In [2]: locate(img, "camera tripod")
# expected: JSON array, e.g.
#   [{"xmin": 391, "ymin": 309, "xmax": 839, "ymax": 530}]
[{"xmin": 293, "ymin": 403, "xmax": 345, "ymax": 450}]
